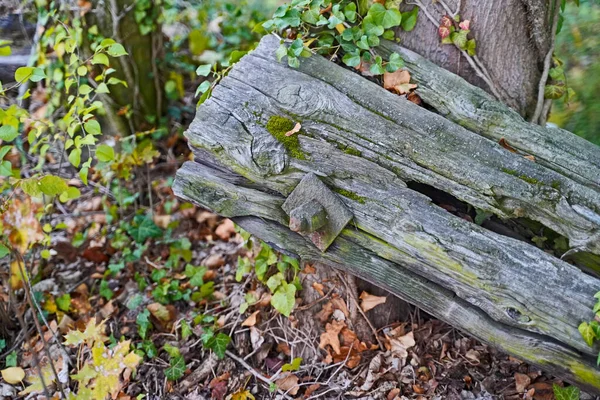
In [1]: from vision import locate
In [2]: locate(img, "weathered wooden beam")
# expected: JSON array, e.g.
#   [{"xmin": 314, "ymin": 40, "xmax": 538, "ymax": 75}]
[{"xmin": 174, "ymin": 35, "xmax": 600, "ymax": 392}]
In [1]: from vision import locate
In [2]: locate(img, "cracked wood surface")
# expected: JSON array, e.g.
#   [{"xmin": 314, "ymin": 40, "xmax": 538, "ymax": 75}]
[{"xmin": 174, "ymin": 35, "xmax": 600, "ymax": 392}]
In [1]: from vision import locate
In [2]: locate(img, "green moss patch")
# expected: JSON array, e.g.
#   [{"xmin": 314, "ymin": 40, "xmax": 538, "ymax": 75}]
[
  {"xmin": 334, "ymin": 188, "xmax": 366, "ymax": 204},
  {"xmin": 266, "ymin": 116, "xmax": 306, "ymax": 160}
]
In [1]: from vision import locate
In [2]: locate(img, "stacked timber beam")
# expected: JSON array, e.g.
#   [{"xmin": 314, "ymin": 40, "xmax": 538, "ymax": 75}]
[{"xmin": 174, "ymin": 35, "xmax": 600, "ymax": 392}]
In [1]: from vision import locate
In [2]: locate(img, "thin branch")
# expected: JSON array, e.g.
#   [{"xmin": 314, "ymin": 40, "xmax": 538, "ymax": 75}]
[{"xmin": 531, "ymin": 0, "xmax": 561, "ymax": 124}]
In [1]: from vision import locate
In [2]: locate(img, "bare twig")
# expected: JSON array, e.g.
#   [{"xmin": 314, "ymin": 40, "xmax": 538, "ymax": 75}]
[{"xmin": 531, "ymin": 0, "xmax": 561, "ymax": 124}]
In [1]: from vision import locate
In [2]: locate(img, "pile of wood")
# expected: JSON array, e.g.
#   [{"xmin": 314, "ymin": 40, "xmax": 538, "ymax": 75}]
[{"xmin": 174, "ymin": 35, "xmax": 600, "ymax": 392}]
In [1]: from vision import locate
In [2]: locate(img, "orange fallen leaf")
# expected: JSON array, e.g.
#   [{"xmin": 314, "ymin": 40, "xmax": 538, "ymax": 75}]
[
  {"xmin": 515, "ymin": 372, "xmax": 531, "ymax": 393},
  {"xmin": 387, "ymin": 330, "xmax": 415, "ymax": 358},
  {"xmin": 359, "ymin": 291, "xmax": 387, "ymax": 312},
  {"xmin": 242, "ymin": 310, "xmax": 260, "ymax": 327},
  {"xmin": 215, "ymin": 219, "xmax": 235, "ymax": 240},
  {"xmin": 312, "ymin": 282, "xmax": 325, "ymax": 296},
  {"xmin": 383, "ymin": 70, "xmax": 417, "ymax": 95},
  {"xmin": 319, "ymin": 320, "xmax": 346, "ymax": 354}
]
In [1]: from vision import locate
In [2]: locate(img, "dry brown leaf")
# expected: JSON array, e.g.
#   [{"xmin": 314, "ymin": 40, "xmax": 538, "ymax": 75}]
[
  {"xmin": 277, "ymin": 342, "xmax": 291, "ymax": 356},
  {"xmin": 215, "ymin": 219, "xmax": 235, "ymax": 240},
  {"xmin": 241, "ymin": 310, "xmax": 260, "ymax": 327},
  {"xmin": 312, "ymin": 282, "xmax": 325, "ymax": 296},
  {"xmin": 465, "ymin": 349, "xmax": 481, "ymax": 364},
  {"xmin": 359, "ymin": 291, "xmax": 387, "ymax": 312},
  {"xmin": 330, "ymin": 296, "xmax": 349, "ymax": 317},
  {"xmin": 153, "ymin": 215, "xmax": 171, "ymax": 229},
  {"xmin": 276, "ymin": 373, "xmax": 300, "ymax": 395},
  {"xmin": 316, "ymin": 301, "xmax": 334, "ymax": 323},
  {"xmin": 529, "ymin": 381, "xmax": 554, "ymax": 400},
  {"xmin": 499, "ymin": 137, "xmax": 517, "ymax": 153},
  {"xmin": 285, "ymin": 122, "xmax": 301, "ymax": 137},
  {"xmin": 204, "ymin": 253, "xmax": 225, "ymax": 268},
  {"xmin": 302, "ymin": 264, "xmax": 316, "ymax": 274},
  {"xmin": 387, "ymin": 331, "xmax": 415, "ymax": 358},
  {"xmin": 515, "ymin": 372, "xmax": 531, "ymax": 393},
  {"xmin": 319, "ymin": 320, "xmax": 346, "ymax": 354},
  {"xmin": 305, "ymin": 383, "xmax": 321, "ymax": 397},
  {"xmin": 383, "ymin": 70, "xmax": 417, "ymax": 95},
  {"xmin": 523, "ymin": 154, "xmax": 536, "ymax": 162}
]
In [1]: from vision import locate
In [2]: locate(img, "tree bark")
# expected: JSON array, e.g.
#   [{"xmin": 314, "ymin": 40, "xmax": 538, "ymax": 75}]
[
  {"xmin": 91, "ymin": 0, "xmax": 164, "ymax": 133},
  {"xmin": 398, "ymin": 0, "xmax": 555, "ymax": 119},
  {"xmin": 173, "ymin": 35, "xmax": 600, "ymax": 393}
]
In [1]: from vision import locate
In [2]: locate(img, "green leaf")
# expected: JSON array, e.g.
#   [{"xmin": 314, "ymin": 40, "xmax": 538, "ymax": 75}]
[
  {"xmin": 282, "ymin": 357, "xmax": 302, "ymax": 372},
  {"xmin": 0, "ymin": 125, "xmax": 18, "ymax": 142},
  {"xmin": 181, "ymin": 320, "xmax": 193, "ymax": 340},
  {"xmin": 0, "ymin": 45, "xmax": 11, "ymax": 56},
  {"xmin": 39, "ymin": 175, "xmax": 68, "ymax": 196},
  {"xmin": 195, "ymin": 80, "xmax": 211, "ymax": 98},
  {"xmin": 96, "ymin": 82, "xmax": 110, "ymax": 94},
  {"xmin": 276, "ymin": 44, "xmax": 288, "ymax": 62},
  {"xmin": 401, "ymin": 7, "xmax": 419, "ymax": 31},
  {"xmin": 590, "ymin": 320, "xmax": 600, "ymax": 339},
  {"xmin": 451, "ymin": 30, "xmax": 468, "ymax": 50},
  {"xmin": 5, "ymin": 351, "xmax": 17, "ymax": 367},
  {"xmin": 69, "ymin": 148, "xmax": 81, "ymax": 168},
  {"xmin": 205, "ymin": 333, "xmax": 230, "ymax": 359},
  {"xmin": 128, "ymin": 215, "xmax": 163, "ymax": 243},
  {"xmin": 78, "ymin": 84, "xmax": 93, "ymax": 95},
  {"xmin": 195, "ymin": 64, "xmax": 212, "ymax": 77},
  {"xmin": 96, "ymin": 144, "xmax": 115, "ymax": 162},
  {"xmin": 386, "ymin": 52, "xmax": 405, "ymax": 72},
  {"xmin": 92, "ymin": 53, "xmax": 109, "ymax": 66},
  {"xmin": 553, "ymin": 384, "xmax": 580, "ymax": 400},
  {"xmin": 15, "ymin": 67, "xmax": 33, "ymax": 83},
  {"xmin": 99, "ymin": 279, "xmax": 114, "ymax": 300},
  {"xmin": 342, "ymin": 51, "xmax": 361, "ymax": 68},
  {"xmin": 107, "ymin": 43, "xmax": 128, "ymax": 57},
  {"xmin": 266, "ymin": 272, "xmax": 285, "ymax": 293},
  {"xmin": 84, "ymin": 119, "xmax": 101, "ymax": 135},
  {"xmin": 544, "ymin": 84, "xmax": 566, "ymax": 99},
  {"xmin": 56, "ymin": 294, "xmax": 71, "ymax": 312},
  {"xmin": 367, "ymin": 3, "xmax": 402, "ymax": 29},
  {"xmin": 466, "ymin": 39, "xmax": 477, "ymax": 56},
  {"xmin": 271, "ymin": 282, "xmax": 296, "ymax": 317},
  {"xmin": 344, "ymin": 2, "xmax": 357, "ymax": 22},
  {"xmin": 165, "ymin": 354, "xmax": 186, "ymax": 381},
  {"xmin": 0, "ymin": 243, "xmax": 10, "ymax": 258},
  {"xmin": 579, "ymin": 321, "xmax": 595, "ymax": 347}
]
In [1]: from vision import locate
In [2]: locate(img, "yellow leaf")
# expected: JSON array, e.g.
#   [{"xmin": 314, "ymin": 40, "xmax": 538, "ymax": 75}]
[
  {"xmin": 1, "ymin": 367, "xmax": 25, "ymax": 384},
  {"xmin": 229, "ymin": 389, "xmax": 256, "ymax": 400},
  {"xmin": 9, "ymin": 259, "xmax": 27, "ymax": 290},
  {"xmin": 64, "ymin": 318, "xmax": 108, "ymax": 346},
  {"xmin": 335, "ymin": 23, "xmax": 345, "ymax": 34}
]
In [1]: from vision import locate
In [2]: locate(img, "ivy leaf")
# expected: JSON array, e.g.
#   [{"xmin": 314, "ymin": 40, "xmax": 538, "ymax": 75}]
[
  {"xmin": 367, "ymin": 4, "xmax": 402, "ymax": 29},
  {"xmin": 579, "ymin": 321, "xmax": 595, "ymax": 347},
  {"xmin": 301, "ymin": 6, "xmax": 321, "ymax": 24},
  {"xmin": 386, "ymin": 52, "xmax": 405, "ymax": 72},
  {"xmin": 128, "ymin": 215, "xmax": 162, "ymax": 243},
  {"xmin": 466, "ymin": 39, "xmax": 477, "ymax": 56},
  {"xmin": 544, "ymin": 83, "xmax": 566, "ymax": 99},
  {"xmin": 0, "ymin": 125, "xmax": 18, "ymax": 142},
  {"xmin": 96, "ymin": 144, "xmax": 115, "ymax": 162},
  {"xmin": 165, "ymin": 354, "xmax": 186, "ymax": 381},
  {"xmin": 451, "ymin": 30, "xmax": 468, "ymax": 50},
  {"xmin": 344, "ymin": 2, "xmax": 357, "ymax": 22},
  {"xmin": 362, "ymin": 17, "xmax": 385, "ymax": 37},
  {"xmin": 553, "ymin": 384, "xmax": 580, "ymax": 400},
  {"xmin": 206, "ymin": 333, "xmax": 231, "ymax": 359},
  {"xmin": 401, "ymin": 7, "xmax": 419, "ymax": 31},
  {"xmin": 271, "ymin": 281, "xmax": 296, "ymax": 317},
  {"xmin": 266, "ymin": 272, "xmax": 285, "ymax": 293},
  {"xmin": 342, "ymin": 51, "xmax": 361, "ymax": 68}
]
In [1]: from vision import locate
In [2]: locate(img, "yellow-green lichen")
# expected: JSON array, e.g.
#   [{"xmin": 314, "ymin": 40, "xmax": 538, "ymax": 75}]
[
  {"xmin": 266, "ymin": 116, "xmax": 306, "ymax": 160},
  {"xmin": 343, "ymin": 147, "xmax": 362, "ymax": 157},
  {"xmin": 501, "ymin": 168, "xmax": 540, "ymax": 185},
  {"xmin": 334, "ymin": 188, "xmax": 367, "ymax": 204}
]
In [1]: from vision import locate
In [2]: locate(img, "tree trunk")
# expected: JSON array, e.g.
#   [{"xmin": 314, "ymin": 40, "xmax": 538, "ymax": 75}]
[
  {"xmin": 398, "ymin": 0, "xmax": 556, "ymax": 119},
  {"xmin": 91, "ymin": 0, "xmax": 164, "ymax": 133},
  {"xmin": 173, "ymin": 35, "xmax": 600, "ymax": 393}
]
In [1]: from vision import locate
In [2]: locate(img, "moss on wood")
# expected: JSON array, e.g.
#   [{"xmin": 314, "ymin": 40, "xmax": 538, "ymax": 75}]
[{"xmin": 266, "ymin": 116, "xmax": 307, "ymax": 160}]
